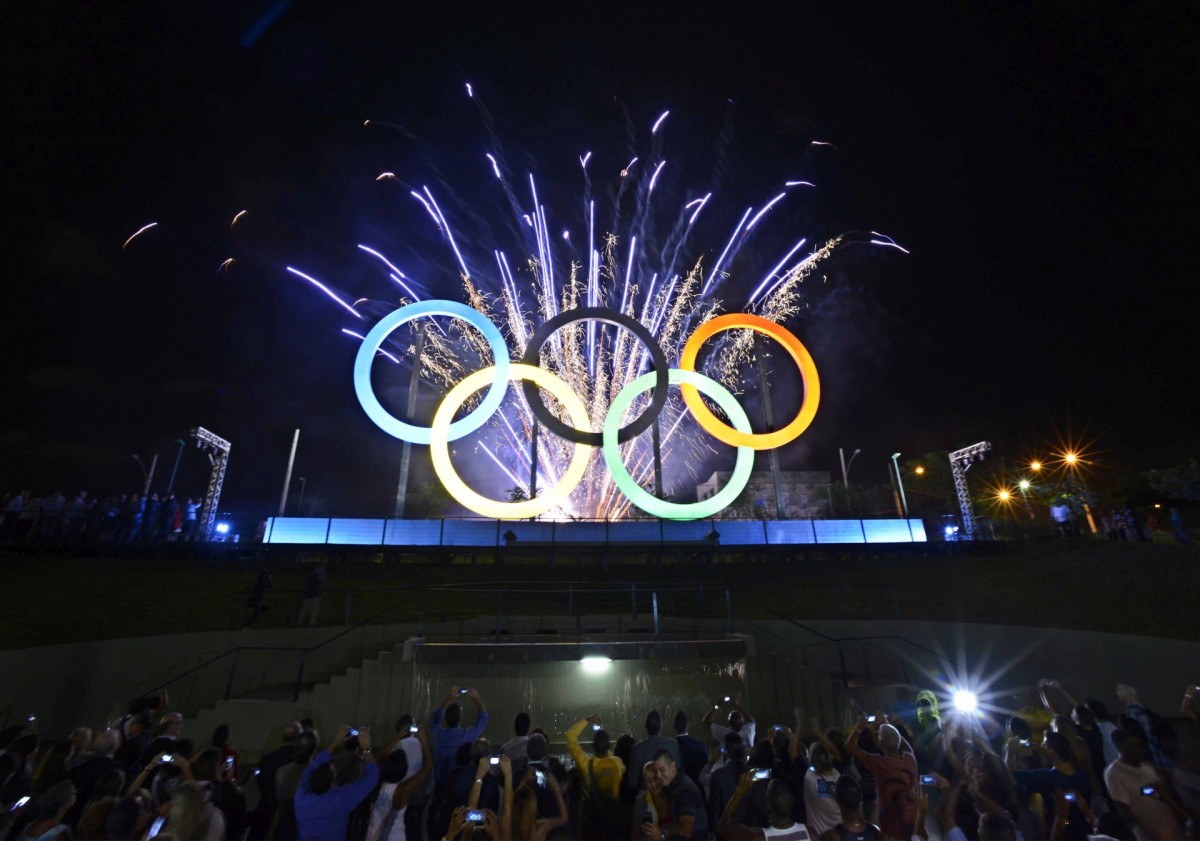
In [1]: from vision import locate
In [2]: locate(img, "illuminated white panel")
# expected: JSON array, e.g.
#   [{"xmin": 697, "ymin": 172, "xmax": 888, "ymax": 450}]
[
  {"xmin": 264, "ymin": 517, "xmax": 330, "ymax": 544},
  {"xmin": 443, "ymin": 520, "xmax": 500, "ymax": 546},
  {"xmin": 383, "ymin": 519, "xmax": 443, "ymax": 546},
  {"xmin": 766, "ymin": 520, "xmax": 816, "ymax": 544},
  {"xmin": 327, "ymin": 518, "xmax": 387, "ymax": 545},
  {"xmin": 715, "ymin": 521, "xmax": 767, "ymax": 545},
  {"xmin": 504, "ymin": 522, "xmax": 555, "ymax": 543},
  {"xmin": 814, "ymin": 519, "xmax": 866, "ymax": 544},
  {"xmin": 662, "ymin": 521, "xmax": 712, "ymax": 542},
  {"xmin": 862, "ymin": 519, "xmax": 917, "ymax": 543},
  {"xmin": 608, "ymin": 521, "xmax": 662, "ymax": 543},
  {"xmin": 906, "ymin": 518, "xmax": 928, "ymax": 542},
  {"xmin": 555, "ymin": 522, "xmax": 607, "ymax": 543}
]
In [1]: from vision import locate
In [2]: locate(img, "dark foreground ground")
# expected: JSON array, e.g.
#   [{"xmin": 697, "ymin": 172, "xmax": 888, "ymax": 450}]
[{"xmin": 2, "ymin": 533, "xmax": 1197, "ymax": 650}]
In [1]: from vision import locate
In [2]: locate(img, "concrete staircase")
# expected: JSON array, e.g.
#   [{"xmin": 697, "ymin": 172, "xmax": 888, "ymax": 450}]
[{"xmin": 185, "ymin": 618, "xmax": 864, "ymax": 765}]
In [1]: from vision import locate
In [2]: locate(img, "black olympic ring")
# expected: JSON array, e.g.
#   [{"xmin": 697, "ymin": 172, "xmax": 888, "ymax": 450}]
[{"xmin": 520, "ymin": 307, "xmax": 670, "ymax": 446}]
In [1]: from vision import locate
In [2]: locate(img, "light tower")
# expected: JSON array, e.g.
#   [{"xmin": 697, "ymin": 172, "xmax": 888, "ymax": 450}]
[
  {"xmin": 949, "ymin": 441, "xmax": 992, "ymax": 539},
  {"xmin": 190, "ymin": 426, "xmax": 232, "ymax": 540}
]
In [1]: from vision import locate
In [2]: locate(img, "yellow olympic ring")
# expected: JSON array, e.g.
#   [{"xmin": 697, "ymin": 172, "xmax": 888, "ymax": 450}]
[
  {"xmin": 429, "ymin": 363, "xmax": 592, "ymax": 519},
  {"xmin": 678, "ymin": 313, "xmax": 820, "ymax": 450}
]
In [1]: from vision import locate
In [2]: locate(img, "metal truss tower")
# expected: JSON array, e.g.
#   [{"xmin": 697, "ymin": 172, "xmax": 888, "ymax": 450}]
[
  {"xmin": 949, "ymin": 441, "xmax": 992, "ymax": 539},
  {"xmin": 190, "ymin": 426, "xmax": 231, "ymax": 540}
]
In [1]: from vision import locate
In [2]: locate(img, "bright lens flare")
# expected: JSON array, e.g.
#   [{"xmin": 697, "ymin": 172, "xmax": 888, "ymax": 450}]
[{"xmin": 952, "ymin": 689, "xmax": 978, "ymax": 714}]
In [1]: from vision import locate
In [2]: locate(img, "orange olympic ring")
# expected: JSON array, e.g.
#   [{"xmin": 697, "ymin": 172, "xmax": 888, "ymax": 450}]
[{"xmin": 678, "ymin": 313, "xmax": 820, "ymax": 450}]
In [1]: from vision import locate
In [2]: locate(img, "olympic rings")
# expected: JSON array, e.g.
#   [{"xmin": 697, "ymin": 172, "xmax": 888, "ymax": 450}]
[
  {"xmin": 353, "ymin": 300, "xmax": 510, "ymax": 445},
  {"xmin": 521, "ymin": 307, "xmax": 668, "ymax": 446},
  {"xmin": 678, "ymin": 313, "xmax": 820, "ymax": 450},
  {"xmin": 604, "ymin": 369, "xmax": 754, "ymax": 521},
  {"xmin": 430, "ymin": 364, "xmax": 591, "ymax": 520},
  {"xmin": 353, "ymin": 299, "xmax": 821, "ymax": 520}
]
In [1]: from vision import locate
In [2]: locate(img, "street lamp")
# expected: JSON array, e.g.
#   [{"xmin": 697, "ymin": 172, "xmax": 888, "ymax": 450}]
[
  {"xmin": 1062, "ymin": 450, "xmax": 1098, "ymax": 533},
  {"xmin": 891, "ymin": 452, "xmax": 909, "ymax": 518},
  {"xmin": 166, "ymin": 438, "xmax": 186, "ymax": 495},
  {"xmin": 1017, "ymin": 478, "xmax": 1036, "ymax": 519},
  {"xmin": 839, "ymin": 448, "xmax": 861, "ymax": 488}
]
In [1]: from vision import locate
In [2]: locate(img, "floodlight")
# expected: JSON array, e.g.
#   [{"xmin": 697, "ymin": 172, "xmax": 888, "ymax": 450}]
[{"xmin": 580, "ymin": 656, "xmax": 611, "ymax": 675}]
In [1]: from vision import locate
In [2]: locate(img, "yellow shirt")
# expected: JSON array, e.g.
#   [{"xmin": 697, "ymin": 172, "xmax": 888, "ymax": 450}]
[{"xmin": 565, "ymin": 719, "xmax": 626, "ymax": 801}]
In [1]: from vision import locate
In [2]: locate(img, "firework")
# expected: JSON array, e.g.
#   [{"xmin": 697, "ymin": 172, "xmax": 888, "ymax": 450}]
[{"xmin": 293, "ymin": 91, "xmax": 903, "ymax": 519}]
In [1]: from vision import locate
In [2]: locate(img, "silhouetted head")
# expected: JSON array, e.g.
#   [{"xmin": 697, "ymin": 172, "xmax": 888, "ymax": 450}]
[
  {"xmin": 444, "ymin": 702, "xmax": 462, "ymax": 728},
  {"xmin": 645, "ymin": 710, "xmax": 662, "ymax": 736},
  {"xmin": 514, "ymin": 712, "xmax": 531, "ymax": 736}
]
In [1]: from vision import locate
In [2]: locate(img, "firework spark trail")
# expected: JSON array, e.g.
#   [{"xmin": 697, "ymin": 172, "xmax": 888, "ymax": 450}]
[
  {"xmin": 323, "ymin": 88, "xmax": 877, "ymax": 518},
  {"xmin": 122, "ymin": 222, "xmax": 158, "ymax": 249}
]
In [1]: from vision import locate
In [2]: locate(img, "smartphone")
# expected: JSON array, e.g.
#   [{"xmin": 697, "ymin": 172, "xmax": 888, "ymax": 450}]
[
  {"xmin": 10, "ymin": 796, "xmax": 31, "ymax": 812},
  {"xmin": 773, "ymin": 725, "xmax": 782, "ymax": 732},
  {"xmin": 26, "ymin": 714, "xmax": 36, "ymax": 723},
  {"xmin": 592, "ymin": 723, "xmax": 602, "ymax": 730},
  {"xmin": 410, "ymin": 725, "xmax": 419, "ymax": 734},
  {"xmin": 1018, "ymin": 739, "xmax": 1031, "ymax": 747},
  {"xmin": 148, "ymin": 816, "xmax": 166, "ymax": 838},
  {"xmin": 223, "ymin": 756, "xmax": 235, "ymax": 771},
  {"xmin": 753, "ymin": 768, "xmax": 771, "ymax": 781},
  {"xmin": 161, "ymin": 754, "xmax": 174, "ymax": 762},
  {"xmin": 458, "ymin": 688, "xmax": 470, "ymax": 695},
  {"xmin": 1064, "ymin": 792, "xmax": 1076, "ymax": 802},
  {"xmin": 1141, "ymin": 785, "xmax": 1156, "ymax": 796},
  {"xmin": 920, "ymin": 774, "xmax": 936, "ymax": 786},
  {"xmin": 724, "ymin": 696, "xmax": 732, "ymax": 703},
  {"xmin": 466, "ymin": 810, "xmax": 485, "ymax": 823},
  {"xmin": 808, "ymin": 765, "xmax": 816, "ymax": 772},
  {"xmin": 348, "ymin": 728, "xmax": 359, "ymax": 737},
  {"xmin": 253, "ymin": 768, "xmax": 261, "ymax": 776},
  {"xmin": 490, "ymin": 756, "xmax": 501, "ymax": 766},
  {"xmin": 867, "ymin": 715, "xmax": 877, "ymax": 723},
  {"xmin": 720, "ymin": 747, "xmax": 726, "ymax": 754},
  {"xmin": 535, "ymin": 769, "xmax": 546, "ymax": 786}
]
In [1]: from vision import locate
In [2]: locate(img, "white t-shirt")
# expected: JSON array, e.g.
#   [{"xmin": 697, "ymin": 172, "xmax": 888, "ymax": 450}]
[
  {"xmin": 711, "ymin": 721, "xmax": 756, "ymax": 748},
  {"xmin": 1103, "ymin": 759, "xmax": 1181, "ymax": 841},
  {"xmin": 802, "ymin": 769, "xmax": 842, "ymax": 837}
]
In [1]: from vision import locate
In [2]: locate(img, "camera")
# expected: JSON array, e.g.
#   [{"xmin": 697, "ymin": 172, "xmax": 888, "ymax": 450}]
[
  {"xmin": 1141, "ymin": 785, "xmax": 1156, "ymax": 797},
  {"xmin": 920, "ymin": 774, "xmax": 936, "ymax": 786},
  {"xmin": 466, "ymin": 810, "xmax": 485, "ymax": 823},
  {"xmin": 752, "ymin": 768, "xmax": 771, "ymax": 781}
]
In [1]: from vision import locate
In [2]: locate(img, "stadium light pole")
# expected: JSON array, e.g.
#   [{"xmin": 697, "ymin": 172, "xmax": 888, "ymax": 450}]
[
  {"xmin": 166, "ymin": 438, "xmax": 186, "ymax": 495},
  {"xmin": 839, "ymin": 448, "xmax": 861, "ymax": 488},
  {"xmin": 891, "ymin": 452, "xmax": 909, "ymax": 518}
]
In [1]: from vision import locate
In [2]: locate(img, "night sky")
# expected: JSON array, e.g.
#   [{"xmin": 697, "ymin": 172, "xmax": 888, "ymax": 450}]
[{"xmin": 5, "ymin": 3, "xmax": 1197, "ymax": 517}]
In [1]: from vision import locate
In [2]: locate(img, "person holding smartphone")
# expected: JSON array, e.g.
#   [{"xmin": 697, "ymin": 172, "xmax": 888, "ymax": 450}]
[
  {"xmin": 566, "ymin": 714, "xmax": 626, "ymax": 838},
  {"xmin": 295, "ymin": 725, "xmax": 379, "ymax": 841},
  {"xmin": 365, "ymin": 727, "xmax": 431, "ymax": 841},
  {"xmin": 1102, "ymin": 728, "xmax": 1186, "ymax": 840},
  {"xmin": 717, "ymin": 768, "xmax": 810, "ymax": 841}
]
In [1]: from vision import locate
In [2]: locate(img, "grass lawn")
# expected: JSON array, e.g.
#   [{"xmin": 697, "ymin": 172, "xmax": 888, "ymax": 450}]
[{"xmin": 2, "ymin": 534, "xmax": 1197, "ymax": 650}]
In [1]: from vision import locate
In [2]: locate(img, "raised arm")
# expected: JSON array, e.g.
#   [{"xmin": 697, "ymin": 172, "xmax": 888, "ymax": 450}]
[
  {"xmin": 534, "ymin": 772, "xmax": 569, "ymax": 837},
  {"xmin": 716, "ymin": 770, "xmax": 762, "ymax": 841}
]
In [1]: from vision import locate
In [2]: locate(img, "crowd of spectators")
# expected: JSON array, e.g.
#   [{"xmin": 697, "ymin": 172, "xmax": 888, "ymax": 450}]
[
  {"xmin": 0, "ymin": 491, "xmax": 203, "ymax": 544},
  {"xmin": 1, "ymin": 682, "xmax": 1196, "ymax": 841}
]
